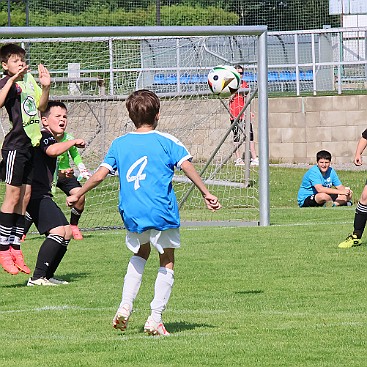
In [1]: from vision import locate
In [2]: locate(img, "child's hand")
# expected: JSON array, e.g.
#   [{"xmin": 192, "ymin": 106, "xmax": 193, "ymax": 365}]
[
  {"xmin": 66, "ymin": 194, "xmax": 79, "ymax": 208},
  {"xmin": 60, "ymin": 168, "xmax": 74, "ymax": 178},
  {"xmin": 38, "ymin": 64, "xmax": 50, "ymax": 87},
  {"xmin": 9, "ymin": 65, "xmax": 29, "ymax": 82},
  {"xmin": 74, "ymin": 139, "xmax": 86, "ymax": 148},
  {"xmin": 203, "ymin": 193, "xmax": 221, "ymax": 211}
]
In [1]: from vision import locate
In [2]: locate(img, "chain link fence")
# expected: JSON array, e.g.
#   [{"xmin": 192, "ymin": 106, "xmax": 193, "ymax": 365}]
[{"xmin": 2, "ymin": 1, "xmax": 340, "ymax": 31}]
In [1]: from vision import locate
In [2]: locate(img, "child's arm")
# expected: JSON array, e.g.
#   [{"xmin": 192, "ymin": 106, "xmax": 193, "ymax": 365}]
[
  {"xmin": 46, "ymin": 139, "xmax": 85, "ymax": 158},
  {"xmin": 180, "ymin": 160, "xmax": 221, "ymax": 211},
  {"xmin": 0, "ymin": 66, "xmax": 28, "ymax": 108},
  {"xmin": 37, "ymin": 64, "xmax": 51, "ymax": 112},
  {"xmin": 67, "ymin": 166, "xmax": 110, "ymax": 207},
  {"xmin": 354, "ymin": 136, "xmax": 367, "ymax": 166}
]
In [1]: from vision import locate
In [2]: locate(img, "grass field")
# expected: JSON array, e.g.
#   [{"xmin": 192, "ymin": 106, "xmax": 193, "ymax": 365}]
[{"xmin": 0, "ymin": 167, "xmax": 366, "ymax": 366}]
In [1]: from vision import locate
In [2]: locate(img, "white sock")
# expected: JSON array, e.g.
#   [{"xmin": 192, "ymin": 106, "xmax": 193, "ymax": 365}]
[
  {"xmin": 150, "ymin": 267, "xmax": 174, "ymax": 323},
  {"xmin": 119, "ymin": 255, "xmax": 146, "ymax": 310}
]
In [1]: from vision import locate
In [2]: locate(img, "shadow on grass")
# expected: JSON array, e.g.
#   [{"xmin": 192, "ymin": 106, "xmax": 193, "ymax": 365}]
[
  {"xmin": 0, "ymin": 271, "xmax": 90, "ymax": 288},
  {"xmin": 235, "ymin": 289, "xmax": 264, "ymax": 295},
  {"xmin": 139, "ymin": 321, "xmax": 215, "ymax": 334}
]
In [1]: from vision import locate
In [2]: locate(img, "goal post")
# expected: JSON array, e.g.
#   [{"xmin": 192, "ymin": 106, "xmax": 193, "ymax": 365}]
[{"xmin": 0, "ymin": 26, "xmax": 269, "ymax": 227}]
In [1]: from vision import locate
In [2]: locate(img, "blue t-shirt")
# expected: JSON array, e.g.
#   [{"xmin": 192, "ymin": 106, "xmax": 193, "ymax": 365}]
[
  {"xmin": 101, "ymin": 130, "xmax": 192, "ymax": 233},
  {"xmin": 297, "ymin": 165, "xmax": 342, "ymax": 207}
]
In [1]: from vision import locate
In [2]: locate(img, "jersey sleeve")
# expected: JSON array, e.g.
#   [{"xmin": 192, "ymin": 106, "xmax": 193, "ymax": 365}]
[
  {"xmin": 68, "ymin": 145, "xmax": 83, "ymax": 166},
  {"xmin": 159, "ymin": 132, "xmax": 192, "ymax": 169},
  {"xmin": 101, "ymin": 141, "xmax": 117, "ymax": 173},
  {"xmin": 362, "ymin": 129, "xmax": 367, "ymax": 140},
  {"xmin": 39, "ymin": 130, "xmax": 56, "ymax": 153}
]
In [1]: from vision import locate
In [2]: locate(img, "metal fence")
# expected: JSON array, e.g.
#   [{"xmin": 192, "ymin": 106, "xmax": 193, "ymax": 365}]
[{"xmin": 1, "ymin": 26, "xmax": 365, "ymax": 97}]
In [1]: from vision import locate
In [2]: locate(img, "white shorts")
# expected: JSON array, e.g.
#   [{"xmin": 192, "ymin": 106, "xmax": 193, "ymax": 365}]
[{"xmin": 125, "ymin": 228, "xmax": 180, "ymax": 255}]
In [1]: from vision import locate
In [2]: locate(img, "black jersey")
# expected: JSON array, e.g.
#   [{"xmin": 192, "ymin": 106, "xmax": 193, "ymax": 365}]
[
  {"xmin": 30, "ymin": 129, "xmax": 57, "ymax": 199},
  {"xmin": 0, "ymin": 73, "xmax": 42, "ymax": 150}
]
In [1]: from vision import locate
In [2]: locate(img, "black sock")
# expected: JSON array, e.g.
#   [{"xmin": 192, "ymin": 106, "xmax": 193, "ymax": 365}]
[
  {"xmin": 353, "ymin": 202, "xmax": 367, "ymax": 238},
  {"xmin": 0, "ymin": 212, "xmax": 15, "ymax": 250},
  {"xmin": 24, "ymin": 212, "xmax": 33, "ymax": 236},
  {"xmin": 46, "ymin": 239, "xmax": 69, "ymax": 279},
  {"xmin": 32, "ymin": 234, "xmax": 64, "ymax": 280},
  {"xmin": 9, "ymin": 213, "xmax": 25, "ymax": 250},
  {"xmin": 70, "ymin": 207, "xmax": 82, "ymax": 226}
]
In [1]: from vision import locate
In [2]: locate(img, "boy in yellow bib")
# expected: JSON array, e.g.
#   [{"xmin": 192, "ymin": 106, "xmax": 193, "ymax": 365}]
[{"xmin": 0, "ymin": 43, "xmax": 50, "ymax": 275}]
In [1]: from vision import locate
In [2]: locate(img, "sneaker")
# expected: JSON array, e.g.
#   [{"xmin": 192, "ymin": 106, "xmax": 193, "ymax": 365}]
[
  {"xmin": 48, "ymin": 277, "xmax": 69, "ymax": 285},
  {"xmin": 250, "ymin": 157, "xmax": 259, "ymax": 166},
  {"xmin": 10, "ymin": 247, "xmax": 31, "ymax": 274},
  {"xmin": 71, "ymin": 225, "xmax": 83, "ymax": 240},
  {"xmin": 144, "ymin": 316, "xmax": 170, "ymax": 336},
  {"xmin": 338, "ymin": 234, "xmax": 362, "ymax": 249},
  {"xmin": 27, "ymin": 277, "xmax": 58, "ymax": 286},
  {"xmin": 234, "ymin": 158, "xmax": 245, "ymax": 166},
  {"xmin": 0, "ymin": 249, "xmax": 19, "ymax": 275},
  {"xmin": 324, "ymin": 201, "xmax": 336, "ymax": 207},
  {"xmin": 112, "ymin": 304, "xmax": 131, "ymax": 331}
]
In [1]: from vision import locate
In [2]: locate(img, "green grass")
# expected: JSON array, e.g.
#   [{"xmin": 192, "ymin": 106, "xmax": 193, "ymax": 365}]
[{"xmin": 1, "ymin": 167, "xmax": 366, "ymax": 366}]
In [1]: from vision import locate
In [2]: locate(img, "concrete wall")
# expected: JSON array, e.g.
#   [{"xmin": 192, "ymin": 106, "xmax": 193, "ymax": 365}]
[
  {"xmin": 267, "ymin": 95, "xmax": 367, "ymax": 164},
  {"xmin": 0, "ymin": 95, "xmax": 365, "ymax": 165}
]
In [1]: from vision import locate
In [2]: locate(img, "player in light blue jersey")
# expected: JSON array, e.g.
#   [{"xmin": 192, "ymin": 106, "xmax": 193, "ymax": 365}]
[
  {"xmin": 297, "ymin": 150, "xmax": 352, "ymax": 207},
  {"xmin": 67, "ymin": 89, "xmax": 221, "ymax": 336}
]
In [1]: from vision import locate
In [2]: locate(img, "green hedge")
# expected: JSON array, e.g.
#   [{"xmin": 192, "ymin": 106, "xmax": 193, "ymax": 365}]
[{"xmin": 0, "ymin": 5, "xmax": 238, "ymax": 27}]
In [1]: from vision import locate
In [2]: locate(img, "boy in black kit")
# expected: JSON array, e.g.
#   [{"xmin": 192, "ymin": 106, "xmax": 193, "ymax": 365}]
[
  {"xmin": 0, "ymin": 43, "xmax": 50, "ymax": 275},
  {"xmin": 26, "ymin": 101, "xmax": 85, "ymax": 286}
]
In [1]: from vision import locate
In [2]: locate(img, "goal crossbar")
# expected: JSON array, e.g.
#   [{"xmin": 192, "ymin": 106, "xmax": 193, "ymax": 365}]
[{"xmin": 0, "ymin": 26, "xmax": 270, "ymax": 226}]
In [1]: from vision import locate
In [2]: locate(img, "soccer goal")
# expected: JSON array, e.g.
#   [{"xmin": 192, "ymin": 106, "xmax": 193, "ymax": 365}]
[{"xmin": 0, "ymin": 26, "xmax": 269, "ymax": 228}]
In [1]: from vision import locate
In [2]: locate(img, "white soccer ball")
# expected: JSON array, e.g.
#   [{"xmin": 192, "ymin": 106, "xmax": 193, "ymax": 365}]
[{"xmin": 207, "ymin": 65, "xmax": 241, "ymax": 97}]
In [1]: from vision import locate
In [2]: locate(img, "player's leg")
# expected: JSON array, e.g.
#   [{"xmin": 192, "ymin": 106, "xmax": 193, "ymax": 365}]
[
  {"xmin": 249, "ymin": 122, "xmax": 259, "ymax": 166},
  {"xmin": 22, "ymin": 211, "xmax": 33, "ymax": 240},
  {"xmin": 231, "ymin": 120, "xmax": 244, "ymax": 166},
  {"xmin": 27, "ymin": 197, "xmax": 70, "ymax": 285},
  {"xmin": 113, "ymin": 232, "xmax": 151, "ymax": 331},
  {"xmin": 0, "ymin": 149, "xmax": 29, "ymax": 274},
  {"xmin": 9, "ymin": 184, "xmax": 32, "ymax": 273},
  {"xmin": 69, "ymin": 187, "xmax": 85, "ymax": 240},
  {"xmin": 58, "ymin": 176, "xmax": 84, "ymax": 240},
  {"xmin": 300, "ymin": 195, "xmax": 327, "ymax": 207},
  {"xmin": 45, "ymin": 224, "xmax": 72, "ymax": 284},
  {"xmin": 338, "ymin": 181, "xmax": 367, "ymax": 248},
  {"xmin": 144, "ymin": 228, "xmax": 179, "ymax": 336}
]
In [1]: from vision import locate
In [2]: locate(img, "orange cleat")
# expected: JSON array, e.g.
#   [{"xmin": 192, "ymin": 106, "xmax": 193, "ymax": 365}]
[
  {"xmin": 0, "ymin": 249, "xmax": 19, "ymax": 275},
  {"xmin": 70, "ymin": 225, "xmax": 83, "ymax": 240},
  {"xmin": 10, "ymin": 247, "xmax": 31, "ymax": 274}
]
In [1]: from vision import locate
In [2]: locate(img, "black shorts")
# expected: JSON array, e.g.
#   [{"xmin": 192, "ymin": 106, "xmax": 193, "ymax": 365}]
[
  {"xmin": 57, "ymin": 175, "xmax": 81, "ymax": 196},
  {"xmin": 27, "ymin": 196, "xmax": 68, "ymax": 235},
  {"xmin": 230, "ymin": 120, "xmax": 254, "ymax": 143},
  {"xmin": 0, "ymin": 148, "xmax": 34, "ymax": 186},
  {"xmin": 301, "ymin": 194, "xmax": 338, "ymax": 207}
]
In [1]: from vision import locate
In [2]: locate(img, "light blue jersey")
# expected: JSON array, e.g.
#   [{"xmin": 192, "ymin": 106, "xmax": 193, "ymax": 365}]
[
  {"xmin": 101, "ymin": 130, "xmax": 192, "ymax": 233},
  {"xmin": 297, "ymin": 165, "xmax": 342, "ymax": 207}
]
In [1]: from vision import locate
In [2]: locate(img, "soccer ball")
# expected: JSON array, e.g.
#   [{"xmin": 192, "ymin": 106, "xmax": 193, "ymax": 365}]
[{"xmin": 207, "ymin": 65, "xmax": 241, "ymax": 97}]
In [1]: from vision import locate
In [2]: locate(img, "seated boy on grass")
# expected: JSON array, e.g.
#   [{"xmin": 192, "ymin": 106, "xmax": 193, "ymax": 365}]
[{"xmin": 297, "ymin": 150, "xmax": 352, "ymax": 207}]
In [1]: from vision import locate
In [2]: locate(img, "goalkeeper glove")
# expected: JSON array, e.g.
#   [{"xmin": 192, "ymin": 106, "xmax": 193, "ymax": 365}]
[{"xmin": 77, "ymin": 163, "xmax": 91, "ymax": 181}]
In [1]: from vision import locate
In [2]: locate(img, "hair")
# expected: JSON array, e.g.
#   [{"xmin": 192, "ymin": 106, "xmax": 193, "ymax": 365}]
[
  {"xmin": 316, "ymin": 150, "xmax": 332, "ymax": 162},
  {"xmin": 126, "ymin": 89, "xmax": 160, "ymax": 128},
  {"xmin": 41, "ymin": 101, "xmax": 68, "ymax": 118},
  {"xmin": 0, "ymin": 43, "xmax": 26, "ymax": 64},
  {"xmin": 234, "ymin": 64, "xmax": 244, "ymax": 72}
]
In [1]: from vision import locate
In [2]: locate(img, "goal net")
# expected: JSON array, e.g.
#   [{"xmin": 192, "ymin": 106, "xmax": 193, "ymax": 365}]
[{"xmin": 0, "ymin": 28, "xmax": 268, "ymax": 228}]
